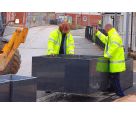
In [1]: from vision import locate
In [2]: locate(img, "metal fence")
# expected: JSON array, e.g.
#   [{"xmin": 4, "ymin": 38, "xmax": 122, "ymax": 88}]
[{"xmin": 26, "ymin": 12, "xmax": 55, "ymax": 27}]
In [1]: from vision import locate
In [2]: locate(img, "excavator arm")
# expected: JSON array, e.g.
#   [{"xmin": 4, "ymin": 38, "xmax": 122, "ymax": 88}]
[{"xmin": 0, "ymin": 27, "xmax": 28, "ymax": 72}]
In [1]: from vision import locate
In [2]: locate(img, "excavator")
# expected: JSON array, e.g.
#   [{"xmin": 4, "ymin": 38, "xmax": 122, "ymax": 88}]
[{"xmin": 0, "ymin": 13, "xmax": 28, "ymax": 75}]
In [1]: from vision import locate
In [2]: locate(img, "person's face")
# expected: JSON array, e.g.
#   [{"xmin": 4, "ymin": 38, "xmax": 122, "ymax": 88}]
[
  {"xmin": 104, "ymin": 26, "xmax": 109, "ymax": 33},
  {"xmin": 61, "ymin": 30, "xmax": 69, "ymax": 34},
  {"xmin": 59, "ymin": 22, "xmax": 70, "ymax": 34}
]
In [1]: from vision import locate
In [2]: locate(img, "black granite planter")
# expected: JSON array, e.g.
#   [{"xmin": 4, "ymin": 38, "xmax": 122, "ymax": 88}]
[
  {"xmin": 32, "ymin": 55, "xmax": 133, "ymax": 94},
  {"xmin": 0, "ymin": 79, "xmax": 10, "ymax": 102},
  {"xmin": 0, "ymin": 74, "xmax": 37, "ymax": 102},
  {"xmin": 85, "ymin": 26, "xmax": 93, "ymax": 41}
]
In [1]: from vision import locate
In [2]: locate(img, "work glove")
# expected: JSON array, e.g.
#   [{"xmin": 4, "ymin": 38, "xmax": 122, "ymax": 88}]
[
  {"xmin": 47, "ymin": 54, "xmax": 55, "ymax": 57},
  {"xmin": 94, "ymin": 26, "xmax": 99, "ymax": 33}
]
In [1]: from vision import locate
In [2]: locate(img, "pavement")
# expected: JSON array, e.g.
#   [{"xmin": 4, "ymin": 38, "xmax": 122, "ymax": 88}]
[{"xmin": 17, "ymin": 25, "xmax": 103, "ymax": 76}]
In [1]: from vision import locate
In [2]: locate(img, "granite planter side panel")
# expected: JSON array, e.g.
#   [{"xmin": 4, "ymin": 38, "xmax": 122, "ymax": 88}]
[
  {"xmin": 11, "ymin": 77, "xmax": 37, "ymax": 102},
  {"xmin": 64, "ymin": 59, "xmax": 89, "ymax": 94},
  {"xmin": 89, "ymin": 59, "xmax": 109, "ymax": 92},
  {"xmin": 0, "ymin": 81, "xmax": 10, "ymax": 102},
  {"xmin": 32, "ymin": 57, "xmax": 65, "ymax": 92},
  {"xmin": 120, "ymin": 58, "xmax": 133, "ymax": 90}
]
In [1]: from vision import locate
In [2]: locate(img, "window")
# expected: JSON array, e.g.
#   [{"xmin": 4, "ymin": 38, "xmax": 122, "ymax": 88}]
[{"xmin": 83, "ymin": 16, "xmax": 87, "ymax": 22}]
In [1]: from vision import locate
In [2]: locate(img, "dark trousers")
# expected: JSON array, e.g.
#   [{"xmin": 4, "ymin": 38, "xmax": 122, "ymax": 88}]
[{"xmin": 109, "ymin": 73, "xmax": 125, "ymax": 97}]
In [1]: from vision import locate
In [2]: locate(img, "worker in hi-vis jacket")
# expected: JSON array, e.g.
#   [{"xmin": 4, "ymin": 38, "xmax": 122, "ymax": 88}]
[
  {"xmin": 47, "ymin": 21, "xmax": 75, "ymax": 55},
  {"xmin": 95, "ymin": 24, "xmax": 126, "ymax": 97}
]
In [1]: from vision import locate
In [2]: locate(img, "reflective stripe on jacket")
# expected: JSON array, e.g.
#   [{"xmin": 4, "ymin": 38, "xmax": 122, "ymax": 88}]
[
  {"xmin": 96, "ymin": 28, "xmax": 126, "ymax": 73},
  {"xmin": 47, "ymin": 29, "xmax": 75, "ymax": 55}
]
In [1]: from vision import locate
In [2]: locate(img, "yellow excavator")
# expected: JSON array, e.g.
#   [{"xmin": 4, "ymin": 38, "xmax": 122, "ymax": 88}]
[{"xmin": 0, "ymin": 14, "xmax": 28, "ymax": 75}]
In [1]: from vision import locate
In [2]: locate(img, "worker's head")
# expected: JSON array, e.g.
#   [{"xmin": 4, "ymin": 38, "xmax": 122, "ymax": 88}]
[
  {"xmin": 59, "ymin": 21, "xmax": 70, "ymax": 34},
  {"xmin": 104, "ymin": 24, "xmax": 113, "ymax": 33}
]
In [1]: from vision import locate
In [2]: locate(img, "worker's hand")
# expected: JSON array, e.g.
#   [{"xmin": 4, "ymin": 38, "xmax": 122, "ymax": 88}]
[
  {"xmin": 51, "ymin": 55, "xmax": 55, "ymax": 56},
  {"xmin": 47, "ymin": 54, "xmax": 55, "ymax": 57},
  {"xmin": 49, "ymin": 54, "xmax": 55, "ymax": 56},
  {"xmin": 94, "ymin": 26, "xmax": 99, "ymax": 33}
]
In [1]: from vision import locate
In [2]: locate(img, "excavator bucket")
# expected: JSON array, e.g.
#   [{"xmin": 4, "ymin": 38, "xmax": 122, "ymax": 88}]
[{"xmin": 0, "ymin": 27, "xmax": 28, "ymax": 72}]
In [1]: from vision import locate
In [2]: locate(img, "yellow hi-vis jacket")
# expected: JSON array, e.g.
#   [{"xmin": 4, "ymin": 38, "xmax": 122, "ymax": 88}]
[
  {"xmin": 47, "ymin": 29, "xmax": 75, "ymax": 55},
  {"xmin": 96, "ymin": 28, "xmax": 126, "ymax": 73}
]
